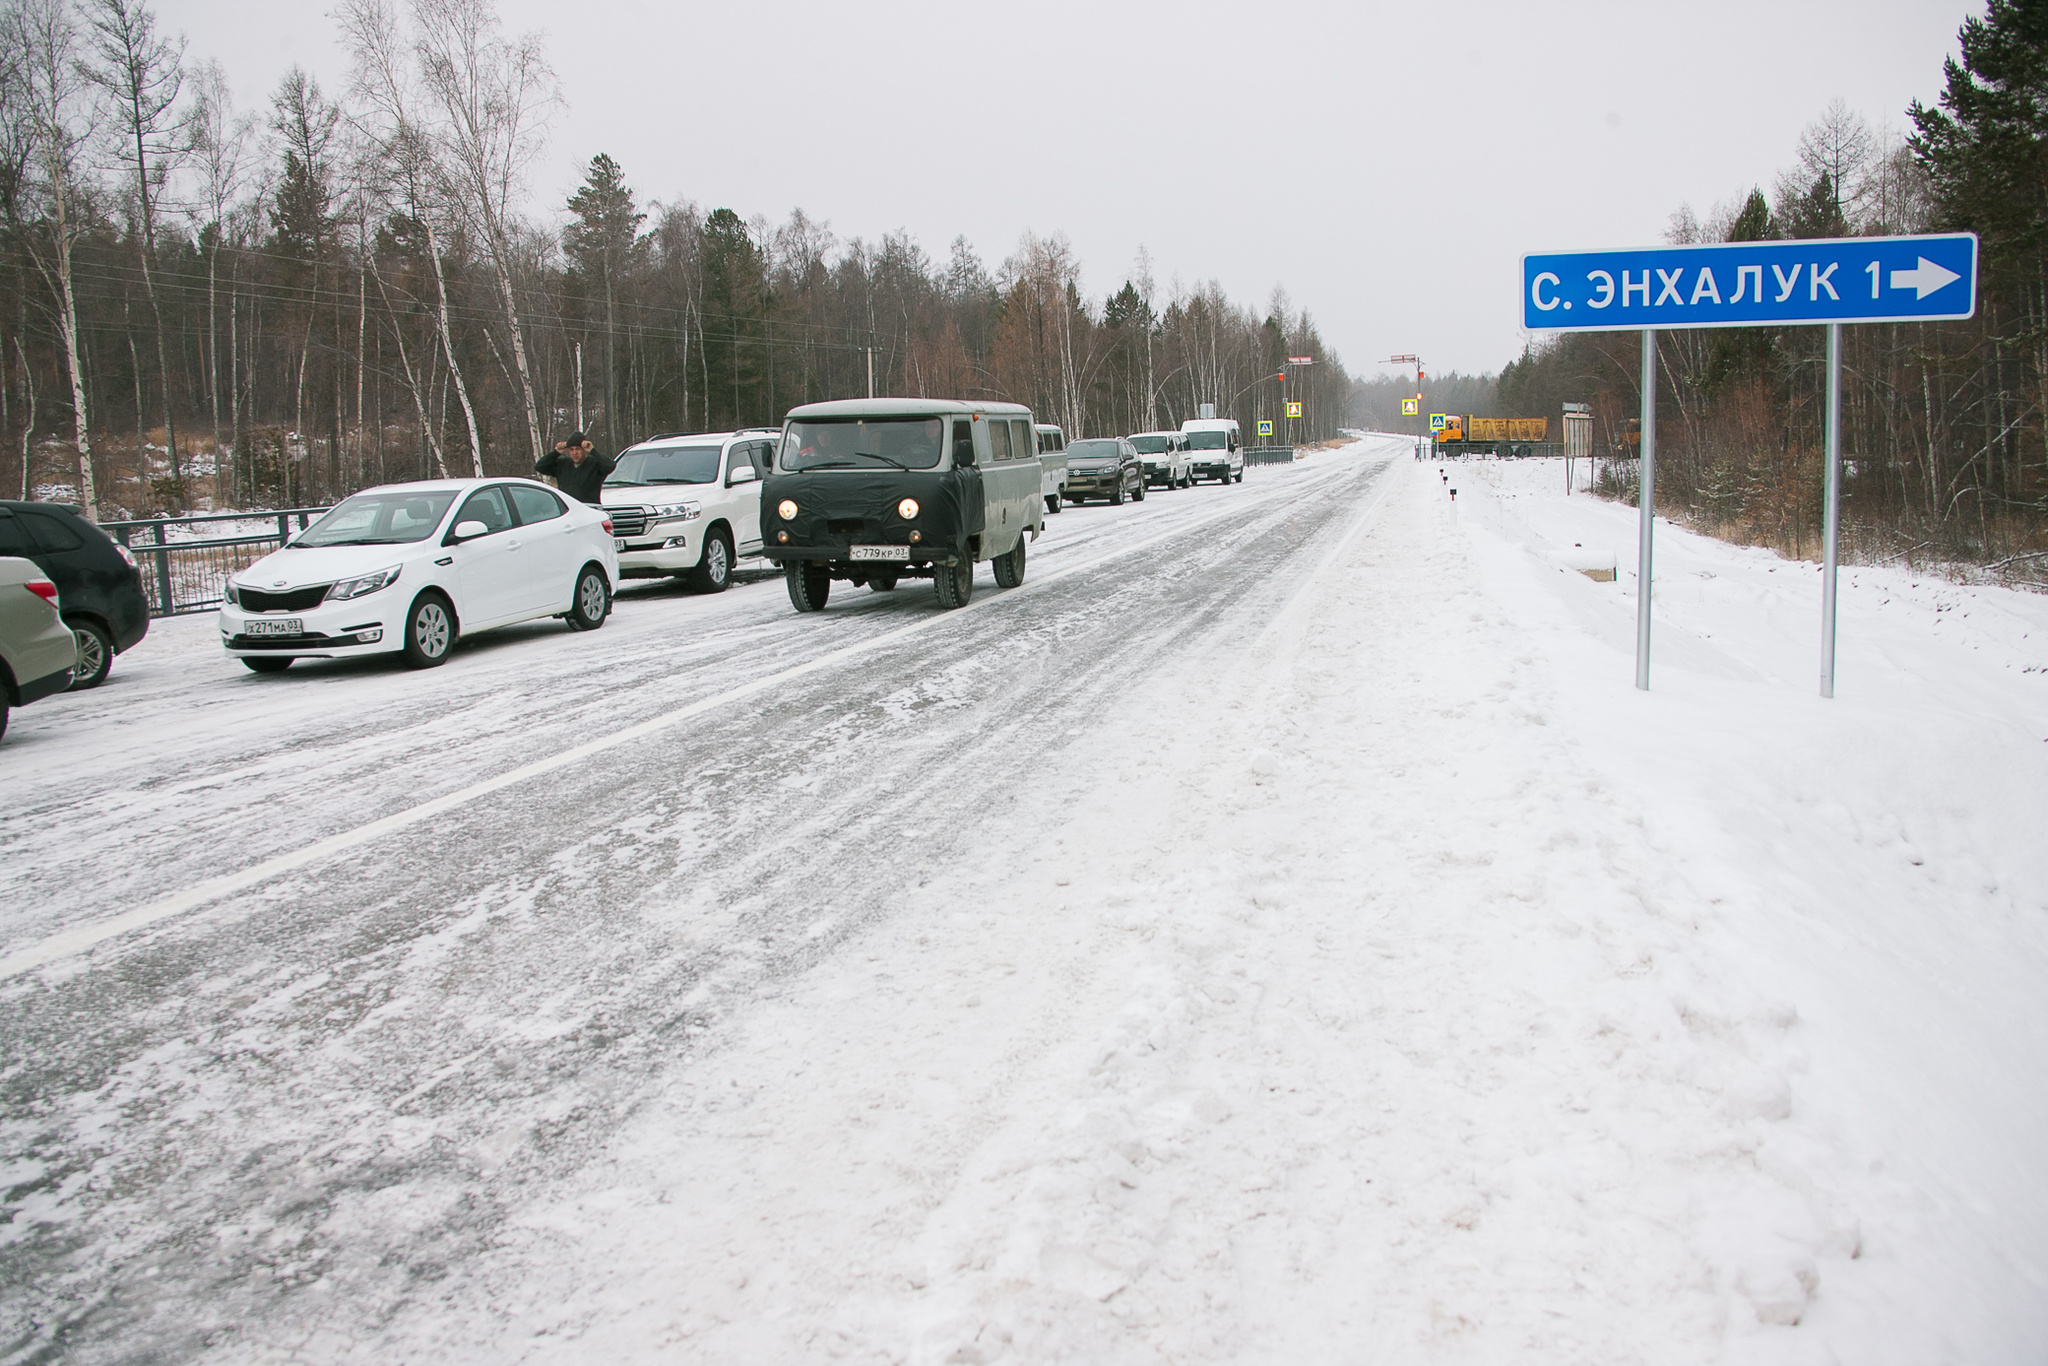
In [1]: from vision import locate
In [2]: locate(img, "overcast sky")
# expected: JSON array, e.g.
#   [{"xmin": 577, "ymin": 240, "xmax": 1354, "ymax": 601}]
[{"xmin": 157, "ymin": 0, "xmax": 1971, "ymax": 380}]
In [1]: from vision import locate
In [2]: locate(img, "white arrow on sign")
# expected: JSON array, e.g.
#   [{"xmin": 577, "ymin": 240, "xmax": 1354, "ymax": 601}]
[{"xmin": 1891, "ymin": 256, "xmax": 1960, "ymax": 299}]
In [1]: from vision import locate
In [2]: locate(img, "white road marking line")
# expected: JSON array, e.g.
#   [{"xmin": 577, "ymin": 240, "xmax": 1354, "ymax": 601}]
[{"xmin": 2, "ymin": 457, "xmax": 1384, "ymax": 982}]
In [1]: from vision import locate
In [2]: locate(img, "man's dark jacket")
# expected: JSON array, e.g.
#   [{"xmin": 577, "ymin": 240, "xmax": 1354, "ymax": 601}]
[{"xmin": 535, "ymin": 450, "xmax": 616, "ymax": 504}]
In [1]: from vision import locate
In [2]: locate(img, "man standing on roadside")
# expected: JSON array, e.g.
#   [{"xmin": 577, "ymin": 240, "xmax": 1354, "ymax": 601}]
[{"xmin": 535, "ymin": 431, "xmax": 615, "ymax": 505}]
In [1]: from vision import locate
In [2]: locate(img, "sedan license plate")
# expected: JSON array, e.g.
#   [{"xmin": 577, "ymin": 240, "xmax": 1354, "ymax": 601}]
[
  {"xmin": 850, "ymin": 545, "xmax": 910, "ymax": 562},
  {"xmin": 245, "ymin": 617, "xmax": 302, "ymax": 636}
]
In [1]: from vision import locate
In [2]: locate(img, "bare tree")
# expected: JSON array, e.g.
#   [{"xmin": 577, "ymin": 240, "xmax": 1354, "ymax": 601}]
[
  {"xmin": 6, "ymin": 0, "xmax": 98, "ymax": 517},
  {"xmin": 412, "ymin": 0, "xmax": 556, "ymax": 466},
  {"xmin": 188, "ymin": 58, "xmax": 249, "ymax": 494},
  {"xmin": 82, "ymin": 0, "xmax": 184, "ymax": 500},
  {"xmin": 340, "ymin": 0, "xmax": 480, "ymax": 474},
  {"xmin": 1796, "ymin": 97, "xmax": 1875, "ymax": 228}
]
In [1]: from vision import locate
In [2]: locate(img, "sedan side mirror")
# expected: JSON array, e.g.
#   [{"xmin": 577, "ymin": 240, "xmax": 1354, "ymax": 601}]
[
  {"xmin": 450, "ymin": 519, "xmax": 488, "ymax": 541},
  {"xmin": 727, "ymin": 463, "xmax": 759, "ymax": 486}
]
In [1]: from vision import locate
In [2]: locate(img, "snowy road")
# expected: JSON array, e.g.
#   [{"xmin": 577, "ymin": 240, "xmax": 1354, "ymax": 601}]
[
  {"xmin": 0, "ymin": 442, "xmax": 1402, "ymax": 1361},
  {"xmin": 6, "ymin": 435, "xmax": 2047, "ymax": 1364}
]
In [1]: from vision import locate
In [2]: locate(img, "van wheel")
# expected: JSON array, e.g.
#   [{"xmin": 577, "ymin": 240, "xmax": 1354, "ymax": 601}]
[
  {"xmin": 242, "ymin": 656, "xmax": 294, "ymax": 674},
  {"xmin": 1234, "ymin": 470, "xmax": 1244, "ymax": 483},
  {"xmin": 934, "ymin": 558, "xmax": 973, "ymax": 609},
  {"xmin": 402, "ymin": 592, "xmax": 457, "ymax": 668},
  {"xmin": 67, "ymin": 620, "xmax": 112, "ymax": 689},
  {"xmin": 567, "ymin": 564, "xmax": 611, "ymax": 630},
  {"xmin": 1045, "ymin": 493, "xmax": 1061, "ymax": 514},
  {"xmin": 688, "ymin": 530, "xmax": 732, "ymax": 592},
  {"xmin": 868, "ymin": 573, "xmax": 898, "ymax": 592},
  {"xmin": 786, "ymin": 562, "xmax": 830, "ymax": 612},
  {"xmin": 993, "ymin": 536, "xmax": 1026, "ymax": 589}
]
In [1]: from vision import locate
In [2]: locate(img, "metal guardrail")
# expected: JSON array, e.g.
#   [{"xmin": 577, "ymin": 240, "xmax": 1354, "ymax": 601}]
[
  {"xmin": 103, "ymin": 507, "xmax": 330, "ymax": 617},
  {"xmin": 1243, "ymin": 446, "xmax": 1297, "ymax": 465}
]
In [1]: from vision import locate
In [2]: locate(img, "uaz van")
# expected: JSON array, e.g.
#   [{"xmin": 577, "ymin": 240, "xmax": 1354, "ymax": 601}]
[{"xmin": 763, "ymin": 399, "xmax": 1045, "ymax": 611}]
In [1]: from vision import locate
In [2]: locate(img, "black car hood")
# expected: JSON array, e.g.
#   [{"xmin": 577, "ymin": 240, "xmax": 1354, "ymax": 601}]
[{"xmin": 763, "ymin": 468, "xmax": 983, "ymax": 553}]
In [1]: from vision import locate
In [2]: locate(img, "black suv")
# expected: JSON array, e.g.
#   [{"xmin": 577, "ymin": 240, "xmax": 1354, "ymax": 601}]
[{"xmin": 0, "ymin": 502, "xmax": 148, "ymax": 688}]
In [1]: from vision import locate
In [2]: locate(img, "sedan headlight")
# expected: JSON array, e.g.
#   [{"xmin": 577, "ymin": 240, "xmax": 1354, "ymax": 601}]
[
  {"xmin": 222, "ymin": 581, "xmax": 241, "ymax": 607},
  {"xmin": 325, "ymin": 566, "xmax": 402, "ymax": 602},
  {"xmin": 777, "ymin": 499, "xmax": 798, "ymax": 520},
  {"xmin": 897, "ymin": 498, "xmax": 919, "ymax": 519},
  {"xmin": 648, "ymin": 500, "xmax": 703, "ymax": 525}
]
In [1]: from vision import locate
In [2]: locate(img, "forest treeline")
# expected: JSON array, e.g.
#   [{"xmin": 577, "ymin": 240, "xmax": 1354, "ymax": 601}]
[
  {"xmin": 0, "ymin": 0, "xmax": 1353, "ymax": 521},
  {"xmin": 1474, "ymin": 0, "xmax": 2048, "ymax": 577}
]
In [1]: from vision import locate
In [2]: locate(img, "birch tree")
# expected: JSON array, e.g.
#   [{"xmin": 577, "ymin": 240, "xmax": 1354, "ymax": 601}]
[
  {"xmin": 340, "ymin": 0, "xmax": 479, "ymax": 474},
  {"xmin": 413, "ymin": 0, "xmax": 556, "ymax": 466},
  {"xmin": 189, "ymin": 58, "xmax": 250, "ymax": 491},
  {"xmin": 7, "ymin": 0, "xmax": 97, "ymax": 517},
  {"xmin": 82, "ymin": 0, "xmax": 183, "ymax": 495}
]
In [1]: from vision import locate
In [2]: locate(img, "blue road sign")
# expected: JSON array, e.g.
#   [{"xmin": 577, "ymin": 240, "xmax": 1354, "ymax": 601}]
[{"xmin": 1523, "ymin": 233, "xmax": 1977, "ymax": 331}]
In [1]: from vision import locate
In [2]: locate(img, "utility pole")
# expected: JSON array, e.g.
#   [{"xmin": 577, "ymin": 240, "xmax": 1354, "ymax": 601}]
[
  {"xmin": 1386, "ymin": 354, "xmax": 1424, "ymax": 455},
  {"xmin": 865, "ymin": 347, "xmax": 875, "ymax": 399},
  {"xmin": 574, "ymin": 340, "xmax": 584, "ymax": 431}
]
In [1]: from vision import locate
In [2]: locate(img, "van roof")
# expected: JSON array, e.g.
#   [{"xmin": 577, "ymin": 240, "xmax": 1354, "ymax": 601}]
[
  {"xmin": 1181, "ymin": 418, "xmax": 1239, "ymax": 430},
  {"xmin": 786, "ymin": 397, "xmax": 1033, "ymax": 420}
]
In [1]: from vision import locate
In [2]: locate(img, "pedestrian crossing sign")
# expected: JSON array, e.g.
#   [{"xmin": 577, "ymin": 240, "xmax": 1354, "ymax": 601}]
[
  {"xmin": 1400, "ymin": 398, "xmax": 1419, "ymax": 416},
  {"xmin": 1257, "ymin": 420, "xmax": 1273, "ymax": 437},
  {"xmin": 1286, "ymin": 401, "xmax": 1303, "ymax": 418}
]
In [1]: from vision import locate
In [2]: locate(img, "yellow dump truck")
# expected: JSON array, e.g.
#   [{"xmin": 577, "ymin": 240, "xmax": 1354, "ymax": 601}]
[{"xmin": 1436, "ymin": 416, "xmax": 1548, "ymax": 453}]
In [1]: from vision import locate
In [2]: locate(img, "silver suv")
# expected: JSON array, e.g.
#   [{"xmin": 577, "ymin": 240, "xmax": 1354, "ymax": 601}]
[{"xmin": 0, "ymin": 556, "xmax": 79, "ymax": 741}]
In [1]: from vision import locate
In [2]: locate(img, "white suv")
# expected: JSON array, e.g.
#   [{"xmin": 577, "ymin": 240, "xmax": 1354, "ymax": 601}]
[{"xmin": 602, "ymin": 429, "xmax": 777, "ymax": 592}]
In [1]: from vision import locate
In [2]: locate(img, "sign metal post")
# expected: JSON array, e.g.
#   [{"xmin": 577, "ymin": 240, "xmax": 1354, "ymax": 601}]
[
  {"xmin": 1637, "ymin": 331, "xmax": 1656, "ymax": 691},
  {"xmin": 1821, "ymin": 323, "xmax": 1842, "ymax": 698},
  {"xmin": 1523, "ymin": 233, "xmax": 1978, "ymax": 696}
]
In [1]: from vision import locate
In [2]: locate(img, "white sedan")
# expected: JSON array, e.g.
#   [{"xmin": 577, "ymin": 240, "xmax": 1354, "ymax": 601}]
[{"xmin": 219, "ymin": 478, "xmax": 619, "ymax": 673}]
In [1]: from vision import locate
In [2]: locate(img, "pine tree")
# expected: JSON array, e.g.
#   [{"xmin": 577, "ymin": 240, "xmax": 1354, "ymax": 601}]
[{"xmin": 564, "ymin": 153, "xmax": 644, "ymax": 445}]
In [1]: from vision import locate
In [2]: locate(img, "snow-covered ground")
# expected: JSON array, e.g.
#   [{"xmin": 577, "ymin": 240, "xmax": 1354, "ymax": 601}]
[{"xmin": 3, "ymin": 440, "xmax": 2045, "ymax": 1362}]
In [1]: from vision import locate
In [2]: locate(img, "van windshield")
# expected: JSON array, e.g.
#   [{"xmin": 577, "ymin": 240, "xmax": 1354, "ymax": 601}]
[
  {"xmin": 607, "ymin": 445, "xmax": 722, "ymax": 485},
  {"xmin": 296, "ymin": 490, "xmax": 456, "ymax": 546},
  {"xmin": 1127, "ymin": 435, "xmax": 1170, "ymax": 454},
  {"xmin": 1068, "ymin": 440, "xmax": 1121, "ymax": 460},
  {"xmin": 1186, "ymin": 431, "xmax": 1228, "ymax": 450},
  {"xmin": 782, "ymin": 417, "xmax": 945, "ymax": 471}
]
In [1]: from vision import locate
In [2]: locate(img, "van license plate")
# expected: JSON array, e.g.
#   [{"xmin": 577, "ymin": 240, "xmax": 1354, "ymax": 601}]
[
  {"xmin": 246, "ymin": 618, "xmax": 302, "ymax": 636},
  {"xmin": 850, "ymin": 545, "xmax": 909, "ymax": 562}
]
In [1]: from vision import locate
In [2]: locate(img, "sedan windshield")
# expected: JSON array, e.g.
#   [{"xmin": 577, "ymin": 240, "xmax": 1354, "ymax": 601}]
[
  {"xmin": 1186, "ymin": 430, "xmax": 1228, "ymax": 450},
  {"xmin": 296, "ymin": 490, "xmax": 457, "ymax": 546},
  {"xmin": 1068, "ymin": 440, "xmax": 1121, "ymax": 461},
  {"xmin": 781, "ymin": 418, "xmax": 945, "ymax": 471},
  {"xmin": 608, "ymin": 445, "xmax": 722, "ymax": 485},
  {"xmin": 1127, "ymin": 436, "xmax": 1170, "ymax": 454}
]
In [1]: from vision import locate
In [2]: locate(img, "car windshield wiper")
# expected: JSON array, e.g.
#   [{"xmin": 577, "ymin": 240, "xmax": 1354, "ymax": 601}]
[
  {"xmin": 644, "ymin": 477, "xmax": 711, "ymax": 484},
  {"xmin": 604, "ymin": 479, "xmax": 648, "ymax": 486},
  {"xmin": 300, "ymin": 536, "xmax": 403, "ymax": 546}
]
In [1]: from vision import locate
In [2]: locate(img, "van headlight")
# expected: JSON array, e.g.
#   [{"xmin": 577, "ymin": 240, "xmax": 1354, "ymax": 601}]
[
  {"xmin": 326, "ymin": 566, "xmax": 402, "ymax": 601},
  {"xmin": 777, "ymin": 499, "xmax": 798, "ymax": 520},
  {"xmin": 898, "ymin": 498, "xmax": 919, "ymax": 519}
]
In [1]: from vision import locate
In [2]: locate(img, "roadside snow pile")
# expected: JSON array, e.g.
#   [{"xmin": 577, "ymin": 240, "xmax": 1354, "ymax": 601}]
[{"xmin": 290, "ymin": 448, "xmax": 2048, "ymax": 1365}]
